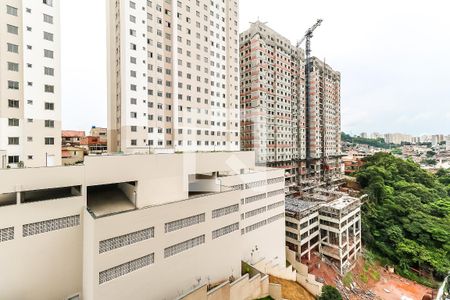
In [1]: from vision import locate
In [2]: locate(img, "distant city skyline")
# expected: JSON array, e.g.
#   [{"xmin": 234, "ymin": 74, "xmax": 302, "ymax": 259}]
[{"xmin": 61, "ymin": 0, "xmax": 450, "ymax": 136}]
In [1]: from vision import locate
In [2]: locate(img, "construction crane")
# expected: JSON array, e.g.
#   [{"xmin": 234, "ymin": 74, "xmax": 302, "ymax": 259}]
[
  {"xmin": 296, "ymin": 19, "xmax": 323, "ymax": 185},
  {"xmin": 296, "ymin": 19, "xmax": 323, "ymax": 58}
]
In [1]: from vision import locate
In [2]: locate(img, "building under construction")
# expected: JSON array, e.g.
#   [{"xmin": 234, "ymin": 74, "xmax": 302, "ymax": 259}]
[
  {"xmin": 239, "ymin": 21, "xmax": 342, "ymax": 194},
  {"xmin": 285, "ymin": 189, "xmax": 362, "ymax": 275}
]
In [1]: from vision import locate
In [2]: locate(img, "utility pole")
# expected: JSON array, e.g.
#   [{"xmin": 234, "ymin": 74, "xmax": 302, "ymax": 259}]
[{"xmin": 297, "ymin": 19, "xmax": 323, "ymax": 184}]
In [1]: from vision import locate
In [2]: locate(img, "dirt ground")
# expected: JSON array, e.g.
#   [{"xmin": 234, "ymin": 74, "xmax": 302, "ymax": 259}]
[
  {"xmin": 305, "ymin": 254, "xmax": 337, "ymax": 285},
  {"xmin": 370, "ymin": 272, "xmax": 432, "ymax": 300},
  {"xmin": 303, "ymin": 253, "xmax": 434, "ymax": 300},
  {"xmin": 269, "ymin": 275, "xmax": 315, "ymax": 300}
]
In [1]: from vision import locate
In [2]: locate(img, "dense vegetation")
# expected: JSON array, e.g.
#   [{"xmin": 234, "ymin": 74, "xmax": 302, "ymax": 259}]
[
  {"xmin": 318, "ymin": 286, "xmax": 342, "ymax": 300},
  {"xmin": 341, "ymin": 132, "xmax": 394, "ymax": 149},
  {"xmin": 356, "ymin": 153, "xmax": 450, "ymax": 284}
]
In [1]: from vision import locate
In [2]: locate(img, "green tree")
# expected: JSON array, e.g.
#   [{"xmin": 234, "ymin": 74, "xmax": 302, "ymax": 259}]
[
  {"xmin": 319, "ymin": 286, "xmax": 342, "ymax": 300},
  {"xmin": 356, "ymin": 153, "xmax": 450, "ymax": 282}
]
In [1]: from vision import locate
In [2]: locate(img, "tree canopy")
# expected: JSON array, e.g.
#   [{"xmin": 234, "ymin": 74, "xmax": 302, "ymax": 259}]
[
  {"xmin": 356, "ymin": 153, "xmax": 450, "ymax": 280},
  {"xmin": 319, "ymin": 285, "xmax": 342, "ymax": 300}
]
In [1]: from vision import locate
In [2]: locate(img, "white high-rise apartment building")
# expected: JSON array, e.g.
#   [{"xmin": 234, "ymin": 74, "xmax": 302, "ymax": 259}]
[
  {"xmin": 0, "ymin": 0, "xmax": 61, "ymax": 168},
  {"xmin": 107, "ymin": 0, "xmax": 240, "ymax": 153}
]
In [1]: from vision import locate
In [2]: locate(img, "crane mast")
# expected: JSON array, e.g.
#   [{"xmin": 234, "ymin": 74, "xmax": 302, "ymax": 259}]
[{"xmin": 297, "ymin": 19, "xmax": 323, "ymax": 185}]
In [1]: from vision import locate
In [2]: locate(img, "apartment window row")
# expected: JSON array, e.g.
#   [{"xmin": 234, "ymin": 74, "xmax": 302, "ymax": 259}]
[
  {"xmin": 212, "ymin": 223, "xmax": 239, "ymax": 239},
  {"xmin": 243, "ymin": 192, "xmax": 266, "ymax": 205},
  {"xmin": 164, "ymin": 213, "xmax": 205, "ymax": 233},
  {"xmin": 286, "ymin": 231, "xmax": 298, "ymax": 240},
  {"xmin": 236, "ymin": 176, "xmax": 284, "ymax": 191},
  {"xmin": 99, "ymin": 227, "xmax": 154, "ymax": 254},
  {"xmin": 8, "ymin": 136, "xmax": 55, "ymax": 145},
  {"xmin": 267, "ymin": 212, "xmax": 285, "ymax": 224},
  {"xmin": 0, "ymin": 227, "xmax": 14, "ymax": 242},
  {"xmin": 164, "ymin": 235, "xmax": 205, "ymax": 258},
  {"xmin": 245, "ymin": 206, "xmax": 266, "ymax": 219},
  {"xmin": 243, "ymin": 213, "xmax": 285, "ymax": 234},
  {"xmin": 267, "ymin": 200, "xmax": 285, "ymax": 210},
  {"xmin": 244, "ymin": 219, "xmax": 266, "ymax": 234},
  {"xmin": 267, "ymin": 177, "xmax": 285, "ymax": 185},
  {"xmin": 23, "ymin": 215, "xmax": 80, "ymax": 237},
  {"xmin": 99, "ymin": 253, "xmax": 154, "ymax": 284},
  {"xmin": 267, "ymin": 189, "xmax": 285, "ymax": 198},
  {"xmin": 286, "ymin": 220, "xmax": 298, "ymax": 230},
  {"xmin": 211, "ymin": 203, "xmax": 238, "ymax": 218}
]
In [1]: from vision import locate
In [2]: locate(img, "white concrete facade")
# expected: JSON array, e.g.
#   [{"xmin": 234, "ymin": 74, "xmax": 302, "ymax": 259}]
[
  {"xmin": 107, "ymin": 0, "xmax": 240, "ymax": 154},
  {"xmin": 0, "ymin": 151, "xmax": 285, "ymax": 300},
  {"xmin": 0, "ymin": 0, "xmax": 61, "ymax": 168}
]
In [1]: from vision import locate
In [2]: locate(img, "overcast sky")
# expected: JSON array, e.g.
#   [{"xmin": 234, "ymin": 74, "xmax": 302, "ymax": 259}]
[{"xmin": 61, "ymin": 0, "xmax": 450, "ymax": 136}]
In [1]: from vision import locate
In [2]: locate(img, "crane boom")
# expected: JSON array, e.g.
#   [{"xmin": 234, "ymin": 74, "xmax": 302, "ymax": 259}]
[{"xmin": 296, "ymin": 19, "xmax": 323, "ymax": 185}]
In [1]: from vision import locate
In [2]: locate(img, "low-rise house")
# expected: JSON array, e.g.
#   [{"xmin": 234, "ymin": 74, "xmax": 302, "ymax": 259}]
[
  {"xmin": 61, "ymin": 146, "xmax": 85, "ymax": 166},
  {"xmin": 62, "ymin": 130, "xmax": 86, "ymax": 146}
]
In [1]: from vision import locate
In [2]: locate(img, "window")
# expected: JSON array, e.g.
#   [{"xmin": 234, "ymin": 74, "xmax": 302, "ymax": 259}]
[
  {"xmin": 8, "ymin": 99, "xmax": 19, "ymax": 108},
  {"xmin": 7, "ymin": 24, "xmax": 18, "ymax": 35},
  {"xmin": 212, "ymin": 223, "xmax": 239, "ymax": 239},
  {"xmin": 7, "ymin": 62, "xmax": 19, "ymax": 72},
  {"xmin": 164, "ymin": 213, "xmax": 205, "ymax": 233},
  {"xmin": 0, "ymin": 227, "xmax": 14, "ymax": 242},
  {"xmin": 8, "ymin": 81, "xmax": 19, "ymax": 90},
  {"xmin": 99, "ymin": 228, "xmax": 154, "ymax": 254},
  {"xmin": 8, "ymin": 119, "xmax": 19, "ymax": 126},
  {"xmin": 44, "ymin": 137, "xmax": 55, "ymax": 145},
  {"xmin": 44, "ymin": 67, "xmax": 54, "ymax": 76},
  {"xmin": 99, "ymin": 254, "xmax": 154, "ymax": 284},
  {"xmin": 43, "ymin": 31, "xmax": 54, "ymax": 41},
  {"xmin": 7, "ymin": 5, "xmax": 18, "ymax": 16},
  {"xmin": 7, "ymin": 43, "xmax": 18, "ymax": 53},
  {"xmin": 8, "ymin": 156, "xmax": 19, "ymax": 164},
  {"xmin": 212, "ymin": 204, "xmax": 239, "ymax": 218},
  {"xmin": 44, "ymin": 85, "xmax": 54, "ymax": 93},
  {"xmin": 44, "ymin": 120, "xmax": 54, "ymax": 128},
  {"xmin": 130, "ymin": 112, "xmax": 137, "ymax": 118},
  {"xmin": 8, "ymin": 137, "xmax": 19, "ymax": 145},
  {"xmin": 43, "ymin": 0, "xmax": 53, "ymax": 7},
  {"xmin": 43, "ymin": 14, "xmax": 53, "ymax": 24},
  {"xmin": 44, "ymin": 49, "xmax": 54, "ymax": 58},
  {"xmin": 164, "ymin": 235, "xmax": 205, "ymax": 258},
  {"xmin": 23, "ymin": 215, "xmax": 79, "ymax": 237},
  {"xmin": 131, "ymin": 139, "xmax": 137, "ymax": 146},
  {"xmin": 45, "ymin": 102, "xmax": 54, "ymax": 110}
]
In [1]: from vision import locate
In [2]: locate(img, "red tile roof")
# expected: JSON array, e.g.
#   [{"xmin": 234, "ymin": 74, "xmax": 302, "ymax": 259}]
[{"xmin": 62, "ymin": 130, "xmax": 85, "ymax": 138}]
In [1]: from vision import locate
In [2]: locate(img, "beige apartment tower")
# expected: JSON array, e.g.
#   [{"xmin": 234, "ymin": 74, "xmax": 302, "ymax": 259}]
[
  {"xmin": 107, "ymin": 0, "xmax": 240, "ymax": 153},
  {"xmin": 240, "ymin": 21, "xmax": 342, "ymax": 192},
  {"xmin": 0, "ymin": 0, "xmax": 61, "ymax": 168}
]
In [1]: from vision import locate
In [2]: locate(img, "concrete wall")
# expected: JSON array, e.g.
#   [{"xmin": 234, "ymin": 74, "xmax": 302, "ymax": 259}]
[
  {"xmin": 179, "ymin": 273, "xmax": 270, "ymax": 300},
  {"xmin": 84, "ymin": 190, "xmax": 242, "ymax": 300},
  {"xmin": 0, "ymin": 196, "xmax": 84, "ymax": 299},
  {"xmin": 286, "ymin": 247, "xmax": 323, "ymax": 297},
  {"xmin": 269, "ymin": 283, "xmax": 282, "ymax": 300},
  {"xmin": 0, "ymin": 152, "xmax": 286, "ymax": 300}
]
